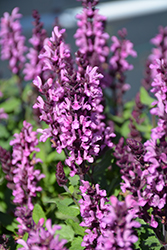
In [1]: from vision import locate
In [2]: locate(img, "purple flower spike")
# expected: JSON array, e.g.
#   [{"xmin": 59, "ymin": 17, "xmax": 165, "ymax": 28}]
[
  {"xmin": 23, "ymin": 10, "xmax": 47, "ymax": 81},
  {"xmin": 96, "ymin": 195, "xmax": 140, "ymax": 250},
  {"xmin": 143, "ymin": 26, "xmax": 167, "ymax": 90},
  {"xmin": 0, "ymin": 121, "xmax": 45, "ymax": 235},
  {"xmin": 109, "ymin": 28, "xmax": 137, "ymax": 115},
  {"xmin": 56, "ymin": 161, "xmax": 68, "ymax": 187},
  {"xmin": 17, "ymin": 219, "xmax": 68, "ymax": 250},
  {"xmin": 0, "ymin": 7, "xmax": 27, "ymax": 74},
  {"xmin": 33, "ymin": 25, "xmax": 115, "ymax": 177},
  {"xmin": 10, "ymin": 121, "xmax": 45, "ymax": 211},
  {"xmin": 79, "ymin": 180, "xmax": 110, "ymax": 249},
  {"xmin": 79, "ymin": 181, "xmax": 140, "ymax": 250},
  {"xmin": 74, "ymin": 0, "xmax": 109, "ymax": 70},
  {"xmin": 128, "ymin": 92, "xmax": 145, "ymax": 142}
]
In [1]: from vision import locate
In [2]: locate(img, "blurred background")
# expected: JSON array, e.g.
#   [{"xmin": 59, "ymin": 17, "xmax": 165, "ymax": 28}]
[{"xmin": 0, "ymin": 0, "xmax": 167, "ymax": 100}]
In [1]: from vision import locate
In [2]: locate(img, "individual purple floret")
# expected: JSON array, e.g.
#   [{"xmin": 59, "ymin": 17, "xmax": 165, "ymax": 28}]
[
  {"xmin": 17, "ymin": 218, "xmax": 68, "ymax": 250},
  {"xmin": 96, "ymin": 195, "xmax": 140, "ymax": 250},
  {"xmin": 79, "ymin": 180, "xmax": 110, "ymax": 249},
  {"xmin": 33, "ymin": 25, "xmax": 115, "ymax": 177},
  {"xmin": 0, "ymin": 7, "xmax": 27, "ymax": 74},
  {"xmin": 74, "ymin": 0, "xmax": 109, "ymax": 70},
  {"xmin": 23, "ymin": 10, "xmax": 47, "ymax": 81},
  {"xmin": 109, "ymin": 28, "xmax": 137, "ymax": 115}
]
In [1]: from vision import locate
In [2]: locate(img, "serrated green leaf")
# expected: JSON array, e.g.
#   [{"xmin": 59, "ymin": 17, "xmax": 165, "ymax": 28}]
[
  {"xmin": 55, "ymin": 200, "xmax": 80, "ymax": 217},
  {"xmin": 56, "ymin": 224, "xmax": 74, "ymax": 242},
  {"xmin": 135, "ymin": 219, "xmax": 163, "ymax": 250},
  {"xmin": 140, "ymin": 86, "xmax": 155, "ymax": 106},
  {"xmin": 66, "ymin": 219, "xmax": 85, "ymax": 236},
  {"xmin": 0, "ymin": 97, "xmax": 20, "ymax": 113},
  {"xmin": 32, "ymin": 204, "xmax": 47, "ymax": 225},
  {"xmin": 69, "ymin": 236, "xmax": 84, "ymax": 250},
  {"xmin": 69, "ymin": 175, "xmax": 80, "ymax": 186},
  {"xmin": 145, "ymin": 235, "xmax": 162, "ymax": 250}
]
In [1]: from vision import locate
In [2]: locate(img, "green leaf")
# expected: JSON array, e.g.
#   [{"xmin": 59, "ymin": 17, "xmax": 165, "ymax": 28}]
[
  {"xmin": 120, "ymin": 120, "xmax": 130, "ymax": 138},
  {"xmin": 56, "ymin": 197, "xmax": 74, "ymax": 206},
  {"xmin": 69, "ymin": 237, "xmax": 84, "ymax": 250},
  {"xmin": 0, "ymin": 97, "xmax": 20, "ymax": 113},
  {"xmin": 108, "ymin": 114, "xmax": 124, "ymax": 123},
  {"xmin": 140, "ymin": 86, "xmax": 155, "ymax": 106},
  {"xmin": 32, "ymin": 204, "xmax": 47, "ymax": 225},
  {"xmin": 46, "ymin": 150, "xmax": 66, "ymax": 163},
  {"xmin": 69, "ymin": 175, "xmax": 80, "ymax": 186},
  {"xmin": 124, "ymin": 99, "xmax": 135, "ymax": 109},
  {"xmin": 66, "ymin": 219, "xmax": 85, "ymax": 236},
  {"xmin": 145, "ymin": 236, "xmax": 162, "ymax": 250},
  {"xmin": 0, "ymin": 124, "xmax": 9, "ymax": 138},
  {"xmin": 56, "ymin": 224, "xmax": 74, "ymax": 242},
  {"xmin": 21, "ymin": 84, "xmax": 32, "ymax": 102},
  {"xmin": 0, "ymin": 211, "xmax": 17, "ymax": 232},
  {"xmin": 6, "ymin": 221, "xmax": 18, "ymax": 233},
  {"xmin": 69, "ymin": 185, "xmax": 75, "ymax": 193},
  {"xmin": 55, "ymin": 200, "xmax": 80, "ymax": 217},
  {"xmin": 135, "ymin": 219, "xmax": 163, "ymax": 250}
]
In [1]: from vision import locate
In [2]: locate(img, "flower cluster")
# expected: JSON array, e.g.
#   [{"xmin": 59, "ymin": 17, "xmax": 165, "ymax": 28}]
[
  {"xmin": 33, "ymin": 26, "xmax": 115, "ymax": 177},
  {"xmin": 97, "ymin": 195, "xmax": 140, "ymax": 250},
  {"xmin": 0, "ymin": 7, "xmax": 27, "ymax": 74},
  {"xmin": 79, "ymin": 180, "xmax": 110, "ymax": 249},
  {"xmin": 143, "ymin": 59, "xmax": 167, "ymax": 227},
  {"xmin": 56, "ymin": 161, "xmax": 68, "ymax": 187},
  {"xmin": 0, "ymin": 146, "xmax": 15, "ymax": 190},
  {"xmin": 17, "ymin": 218, "xmax": 68, "ymax": 250},
  {"xmin": 0, "ymin": 121, "xmax": 45, "ymax": 235},
  {"xmin": 0, "ymin": 235, "xmax": 10, "ymax": 250},
  {"xmin": 23, "ymin": 10, "xmax": 47, "ymax": 81},
  {"xmin": 114, "ymin": 138, "xmax": 157, "ymax": 226},
  {"xmin": 10, "ymin": 120, "xmax": 44, "ymax": 210},
  {"xmin": 74, "ymin": 0, "xmax": 109, "ymax": 69},
  {"xmin": 128, "ymin": 92, "xmax": 144, "ymax": 142},
  {"xmin": 109, "ymin": 28, "xmax": 137, "ymax": 115},
  {"xmin": 79, "ymin": 181, "xmax": 140, "ymax": 249},
  {"xmin": 143, "ymin": 26, "xmax": 167, "ymax": 90}
]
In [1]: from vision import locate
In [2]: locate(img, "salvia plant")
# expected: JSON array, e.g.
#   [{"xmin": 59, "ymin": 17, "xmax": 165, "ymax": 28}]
[{"xmin": 0, "ymin": 0, "xmax": 167, "ymax": 249}]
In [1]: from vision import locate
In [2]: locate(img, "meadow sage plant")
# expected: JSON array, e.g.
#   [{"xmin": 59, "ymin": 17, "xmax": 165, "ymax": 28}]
[{"xmin": 0, "ymin": 0, "xmax": 167, "ymax": 249}]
